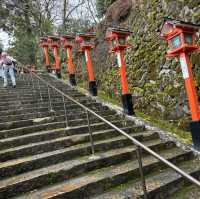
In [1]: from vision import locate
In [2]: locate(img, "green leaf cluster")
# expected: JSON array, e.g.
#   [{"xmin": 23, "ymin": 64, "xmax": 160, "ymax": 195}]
[{"xmin": 96, "ymin": 0, "xmax": 117, "ymax": 18}]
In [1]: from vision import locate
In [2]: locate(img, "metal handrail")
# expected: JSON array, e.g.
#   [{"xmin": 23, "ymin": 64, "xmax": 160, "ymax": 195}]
[{"xmin": 19, "ymin": 67, "xmax": 200, "ymax": 196}]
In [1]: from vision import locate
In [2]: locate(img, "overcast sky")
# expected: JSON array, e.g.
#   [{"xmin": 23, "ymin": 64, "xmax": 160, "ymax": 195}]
[{"xmin": 0, "ymin": 0, "xmax": 97, "ymax": 50}]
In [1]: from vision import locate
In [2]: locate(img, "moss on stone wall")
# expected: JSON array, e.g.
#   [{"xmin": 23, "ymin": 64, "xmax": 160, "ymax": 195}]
[{"xmin": 93, "ymin": 0, "xmax": 200, "ymax": 131}]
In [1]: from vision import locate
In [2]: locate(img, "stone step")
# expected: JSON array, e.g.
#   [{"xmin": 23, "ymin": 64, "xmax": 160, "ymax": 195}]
[
  {"xmin": 0, "ymin": 102, "xmax": 104, "ymax": 117},
  {"xmin": 0, "ymin": 98, "xmax": 92, "ymax": 111},
  {"xmin": 0, "ymin": 91, "xmax": 85, "ymax": 102},
  {"xmin": 0, "ymin": 121, "xmax": 66, "ymax": 140},
  {"xmin": 0, "ymin": 94, "xmax": 91, "ymax": 104},
  {"xmin": 170, "ymin": 184, "xmax": 200, "ymax": 199},
  {"xmin": 0, "ymin": 101, "xmax": 103, "ymax": 115},
  {"xmin": 0, "ymin": 123, "xmax": 145, "ymax": 162},
  {"xmin": 0, "ymin": 81, "xmax": 75, "ymax": 91},
  {"xmin": 0, "ymin": 114, "xmax": 124, "ymax": 148},
  {"xmin": 0, "ymin": 130, "xmax": 157, "ymax": 179},
  {"xmin": 0, "ymin": 116, "xmax": 128, "ymax": 139},
  {"xmin": 92, "ymin": 159, "xmax": 200, "ymax": 199},
  {"xmin": 0, "ymin": 111, "xmax": 119, "ymax": 131},
  {"xmin": 0, "ymin": 103, "xmax": 110, "ymax": 117},
  {"xmin": 0, "ymin": 97, "xmax": 94, "ymax": 110},
  {"xmin": 0, "ymin": 91, "xmax": 81, "ymax": 100},
  {"xmin": 0, "ymin": 109, "xmax": 115, "ymax": 123},
  {"xmin": 10, "ymin": 146, "xmax": 193, "ymax": 199},
  {"xmin": 1, "ymin": 73, "xmax": 199, "ymax": 199}
]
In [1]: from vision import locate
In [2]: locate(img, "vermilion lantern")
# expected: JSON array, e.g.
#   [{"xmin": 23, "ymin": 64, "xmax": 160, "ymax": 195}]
[
  {"xmin": 60, "ymin": 35, "xmax": 76, "ymax": 86},
  {"xmin": 39, "ymin": 37, "xmax": 51, "ymax": 72},
  {"xmin": 106, "ymin": 27, "xmax": 132, "ymax": 53},
  {"xmin": 160, "ymin": 17, "xmax": 200, "ymax": 57},
  {"xmin": 47, "ymin": 36, "xmax": 62, "ymax": 78},
  {"xmin": 161, "ymin": 17, "xmax": 200, "ymax": 150},
  {"xmin": 105, "ymin": 27, "xmax": 134, "ymax": 115},
  {"xmin": 60, "ymin": 35, "xmax": 75, "ymax": 48},
  {"xmin": 76, "ymin": 33, "xmax": 96, "ymax": 51},
  {"xmin": 75, "ymin": 33, "xmax": 97, "ymax": 96}
]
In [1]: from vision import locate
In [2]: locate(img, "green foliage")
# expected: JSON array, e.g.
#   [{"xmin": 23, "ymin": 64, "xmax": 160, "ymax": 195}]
[
  {"xmin": 8, "ymin": 32, "xmax": 37, "ymax": 65},
  {"xmin": 58, "ymin": 18, "xmax": 94, "ymax": 34},
  {"xmin": 2, "ymin": 0, "xmax": 54, "ymax": 66},
  {"xmin": 96, "ymin": 0, "xmax": 117, "ymax": 18}
]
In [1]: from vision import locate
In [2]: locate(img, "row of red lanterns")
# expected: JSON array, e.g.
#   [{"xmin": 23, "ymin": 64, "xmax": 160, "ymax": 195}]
[
  {"xmin": 40, "ymin": 28, "xmax": 134, "ymax": 115},
  {"xmin": 40, "ymin": 18, "xmax": 200, "ymax": 150}
]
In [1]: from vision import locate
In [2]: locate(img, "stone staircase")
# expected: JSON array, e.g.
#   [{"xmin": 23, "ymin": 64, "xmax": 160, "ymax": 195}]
[{"xmin": 0, "ymin": 73, "xmax": 199, "ymax": 199}]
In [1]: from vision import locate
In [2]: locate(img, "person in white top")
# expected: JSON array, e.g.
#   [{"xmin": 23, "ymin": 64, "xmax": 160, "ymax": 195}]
[
  {"xmin": 1, "ymin": 52, "xmax": 16, "ymax": 88},
  {"xmin": 0, "ymin": 48, "xmax": 3, "ymax": 78}
]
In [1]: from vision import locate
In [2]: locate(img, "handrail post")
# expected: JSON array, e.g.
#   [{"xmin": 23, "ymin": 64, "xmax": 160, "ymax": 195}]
[
  {"xmin": 47, "ymin": 85, "xmax": 54, "ymax": 113},
  {"xmin": 27, "ymin": 73, "xmax": 31, "ymax": 86},
  {"xmin": 86, "ymin": 110, "xmax": 95, "ymax": 155},
  {"xmin": 62, "ymin": 95, "xmax": 69, "ymax": 129},
  {"xmin": 30, "ymin": 72, "xmax": 35, "ymax": 90},
  {"xmin": 37, "ymin": 78, "xmax": 43, "ymax": 101},
  {"xmin": 136, "ymin": 146, "xmax": 148, "ymax": 199},
  {"xmin": 122, "ymin": 113, "xmax": 127, "ymax": 127},
  {"xmin": 30, "ymin": 72, "xmax": 36, "ymax": 101}
]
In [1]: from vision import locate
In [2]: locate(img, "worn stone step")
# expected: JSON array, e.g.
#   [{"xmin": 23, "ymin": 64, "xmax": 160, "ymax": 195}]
[
  {"xmin": 93, "ymin": 159, "xmax": 200, "ymax": 199},
  {"xmin": 170, "ymin": 184, "xmax": 200, "ymax": 199},
  {"xmin": 0, "ymin": 91, "xmax": 85, "ymax": 103},
  {"xmin": 0, "ymin": 102, "xmax": 110, "ymax": 118},
  {"xmin": 0, "ymin": 111, "xmax": 119, "ymax": 131},
  {"xmin": 0, "ymin": 88, "xmax": 83, "ymax": 102},
  {"xmin": 0, "ymin": 121, "xmax": 66, "ymax": 139},
  {"xmin": 0, "ymin": 97, "xmax": 94, "ymax": 111},
  {"xmin": 0, "ymin": 92, "xmax": 79, "ymax": 101},
  {"xmin": 10, "ymin": 146, "xmax": 193, "ymax": 199},
  {"xmin": 0, "ymin": 129, "xmax": 157, "ymax": 179},
  {"xmin": 0, "ymin": 103, "xmax": 108, "ymax": 129},
  {"xmin": 0, "ymin": 123, "xmax": 145, "ymax": 162},
  {"xmin": 0, "ymin": 114, "xmax": 123, "ymax": 148},
  {"xmin": 0, "ymin": 84, "xmax": 77, "ymax": 93},
  {"xmin": 0, "ymin": 102, "xmax": 105, "ymax": 117},
  {"xmin": 0, "ymin": 114, "xmax": 128, "ymax": 139},
  {"xmin": 0, "ymin": 117, "xmax": 127, "ymax": 139},
  {"xmin": 1, "ymin": 73, "xmax": 197, "ymax": 199},
  {"xmin": 0, "ymin": 101, "xmax": 104, "ymax": 115},
  {"xmin": 0, "ymin": 138, "xmax": 172, "ymax": 199},
  {"xmin": 0, "ymin": 95, "xmax": 92, "ymax": 106},
  {"xmin": 0, "ymin": 109, "xmax": 115, "ymax": 123}
]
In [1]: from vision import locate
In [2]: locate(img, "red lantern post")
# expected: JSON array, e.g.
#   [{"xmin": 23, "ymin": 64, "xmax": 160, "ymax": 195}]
[
  {"xmin": 106, "ymin": 27, "xmax": 134, "ymax": 115},
  {"xmin": 47, "ymin": 36, "xmax": 62, "ymax": 78},
  {"xmin": 39, "ymin": 37, "xmax": 51, "ymax": 73},
  {"xmin": 60, "ymin": 35, "xmax": 76, "ymax": 86},
  {"xmin": 75, "ymin": 33, "xmax": 97, "ymax": 96},
  {"xmin": 161, "ymin": 17, "xmax": 200, "ymax": 150}
]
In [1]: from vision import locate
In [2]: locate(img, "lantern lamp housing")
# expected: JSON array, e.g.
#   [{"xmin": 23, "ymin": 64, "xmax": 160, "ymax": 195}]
[
  {"xmin": 160, "ymin": 17, "xmax": 200, "ymax": 57},
  {"xmin": 40, "ymin": 37, "xmax": 49, "ymax": 47},
  {"xmin": 47, "ymin": 36, "xmax": 60, "ymax": 48},
  {"xmin": 75, "ymin": 33, "xmax": 96, "ymax": 50},
  {"xmin": 60, "ymin": 35, "xmax": 75, "ymax": 48},
  {"xmin": 105, "ymin": 27, "xmax": 132, "ymax": 52}
]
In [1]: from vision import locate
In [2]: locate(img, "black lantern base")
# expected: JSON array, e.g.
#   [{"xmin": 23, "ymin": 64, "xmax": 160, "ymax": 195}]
[
  {"xmin": 89, "ymin": 81, "xmax": 97, "ymax": 96},
  {"xmin": 190, "ymin": 121, "xmax": 200, "ymax": 151},
  {"xmin": 69, "ymin": 74, "xmax": 76, "ymax": 86},
  {"xmin": 56, "ymin": 70, "xmax": 62, "ymax": 79},
  {"xmin": 121, "ymin": 93, "xmax": 134, "ymax": 115},
  {"xmin": 46, "ymin": 65, "xmax": 51, "ymax": 73}
]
